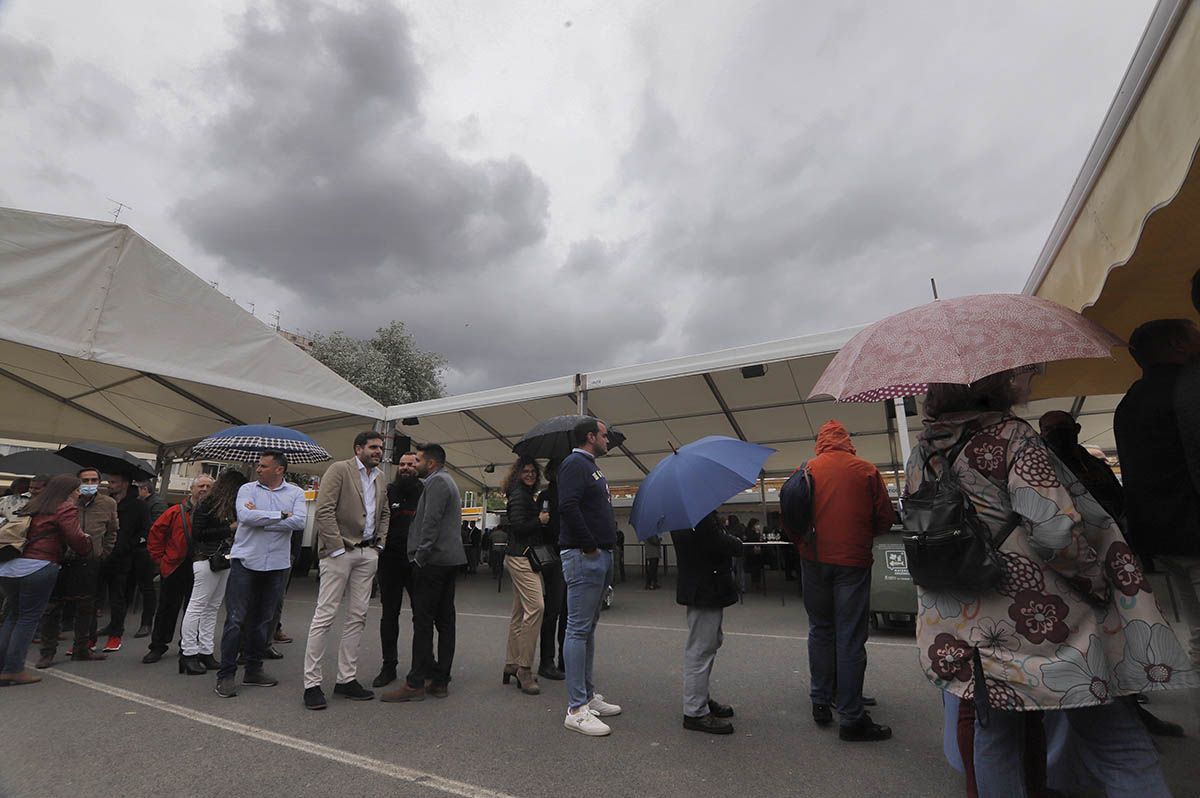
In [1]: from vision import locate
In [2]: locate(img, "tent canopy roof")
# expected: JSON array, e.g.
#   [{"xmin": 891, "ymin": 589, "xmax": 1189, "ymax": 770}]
[
  {"xmin": 1027, "ymin": 0, "xmax": 1200, "ymax": 396},
  {"xmin": 385, "ymin": 328, "xmax": 1115, "ymax": 491},
  {"xmin": 0, "ymin": 207, "xmax": 383, "ymax": 465}
]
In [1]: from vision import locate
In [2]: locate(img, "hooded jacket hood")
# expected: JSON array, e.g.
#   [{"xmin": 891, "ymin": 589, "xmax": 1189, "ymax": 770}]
[
  {"xmin": 815, "ymin": 420, "xmax": 856, "ymax": 455},
  {"xmin": 916, "ymin": 410, "xmax": 1009, "ymax": 456}
]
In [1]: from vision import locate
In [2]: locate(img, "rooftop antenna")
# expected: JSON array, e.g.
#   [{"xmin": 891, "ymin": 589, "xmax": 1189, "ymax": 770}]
[
  {"xmin": 270, "ymin": 309, "xmax": 281, "ymax": 330},
  {"xmin": 247, "ymin": 302, "xmax": 256, "ymax": 316},
  {"xmin": 930, "ymin": 278, "xmax": 940, "ymax": 300},
  {"xmin": 106, "ymin": 198, "xmax": 132, "ymax": 223}
]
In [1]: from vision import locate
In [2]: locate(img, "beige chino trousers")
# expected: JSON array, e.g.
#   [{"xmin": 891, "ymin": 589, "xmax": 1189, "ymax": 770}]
[
  {"xmin": 303, "ymin": 546, "xmax": 379, "ymax": 689},
  {"xmin": 504, "ymin": 554, "xmax": 545, "ymax": 669}
]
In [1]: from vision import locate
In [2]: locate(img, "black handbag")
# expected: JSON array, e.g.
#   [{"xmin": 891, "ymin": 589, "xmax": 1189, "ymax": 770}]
[
  {"xmin": 902, "ymin": 430, "xmax": 1019, "ymax": 592},
  {"xmin": 525, "ymin": 544, "xmax": 558, "ymax": 574},
  {"xmin": 208, "ymin": 543, "xmax": 232, "ymax": 572}
]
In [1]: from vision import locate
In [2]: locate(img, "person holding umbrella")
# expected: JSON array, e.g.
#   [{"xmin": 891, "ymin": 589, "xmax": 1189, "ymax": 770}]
[
  {"xmin": 630, "ymin": 435, "xmax": 774, "ymax": 738},
  {"xmin": 672, "ymin": 511, "xmax": 742, "ymax": 735}
]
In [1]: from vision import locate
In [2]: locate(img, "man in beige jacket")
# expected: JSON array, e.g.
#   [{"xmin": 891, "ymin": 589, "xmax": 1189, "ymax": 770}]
[{"xmin": 302, "ymin": 431, "xmax": 390, "ymax": 710}]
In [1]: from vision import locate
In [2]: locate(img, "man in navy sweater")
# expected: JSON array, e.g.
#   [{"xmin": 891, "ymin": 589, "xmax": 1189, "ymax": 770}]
[{"xmin": 557, "ymin": 418, "xmax": 622, "ymax": 736}]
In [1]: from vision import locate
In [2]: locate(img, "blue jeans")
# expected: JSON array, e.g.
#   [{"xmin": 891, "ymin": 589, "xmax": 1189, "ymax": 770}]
[
  {"xmin": 974, "ymin": 702, "xmax": 1169, "ymax": 798},
  {"xmin": 217, "ymin": 560, "xmax": 290, "ymax": 679},
  {"xmin": 0, "ymin": 563, "xmax": 60, "ymax": 673},
  {"xmin": 800, "ymin": 560, "xmax": 870, "ymax": 726},
  {"xmin": 561, "ymin": 548, "xmax": 611, "ymax": 710}
]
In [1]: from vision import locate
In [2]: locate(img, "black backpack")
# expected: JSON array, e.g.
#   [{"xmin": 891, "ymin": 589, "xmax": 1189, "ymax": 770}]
[
  {"xmin": 902, "ymin": 432, "xmax": 1019, "ymax": 592},
  {"xmin": 779, "ymin": 463, "xmax": 815, "ymax": 546}
]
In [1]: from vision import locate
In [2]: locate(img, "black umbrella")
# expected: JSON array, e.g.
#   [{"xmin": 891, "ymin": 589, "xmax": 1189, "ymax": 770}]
[
  {"xmin": 512, "ymin": 415, "xmax": 627, "ymax": 460},
  {"xmin": 58, "ymin": 441, "xmax": 155, "ymax": 479},
  {"xmin": 0, "ymin": 450, "xmax": 81, "ymax": 476}
]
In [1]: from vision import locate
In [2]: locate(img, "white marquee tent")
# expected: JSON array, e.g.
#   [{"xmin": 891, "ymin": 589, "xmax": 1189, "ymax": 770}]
[{"xmin": 0, "ymin": 207, "xmax": 384, "ymax": 473}]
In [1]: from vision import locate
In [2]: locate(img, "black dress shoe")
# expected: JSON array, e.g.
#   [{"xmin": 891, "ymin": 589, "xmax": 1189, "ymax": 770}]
[
  {"xmin": 304, "ymin": 686, "xmax": 327, "ymax": 710},
  {"xmin": 812, "ymin": 703, "xmax": 833, "ymax": 726},
  {"xmin": 707, "ymin": 699, "xmax": 734, "ymax": 718},
  {"xmin": 264, "ymin": 646, "xmax": 284, "ymax": 660},
  {"xmin": 134, "ymin": 626, "xmax": 151, "ymax": 639},
  {"xmin": 862, "ymin": 695, "xmax": 878, "ymax": 707},
  {"xmin": 839, "ymin": 713, "xmax": 892, "ymax": 742},
  {"xmin": 334, "ymin": 680, "xmax": 375, "ymax": 701},
  {"xmin": 683, "ymin": 713, "xmax": 734, "ymax": 735},
  {"xmin": 372, "ymin": 667, "xmax": 397, "ymax": 688},
  {"xmin": 538, "ymin": 663, "xmax": 566, "ymax": 681},
  {"xmin": 178, "ymin": 655, "xmax": 206, "ymax": 676},
  {"xmin": 142, "ymin": 649, "xmax": 164, "ymax": 664}
]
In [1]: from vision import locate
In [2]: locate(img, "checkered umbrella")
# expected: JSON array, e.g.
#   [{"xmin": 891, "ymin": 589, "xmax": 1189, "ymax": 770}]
[{"xmin": 190, "ymin": 424, "xmax": 331, "ymax": 464}]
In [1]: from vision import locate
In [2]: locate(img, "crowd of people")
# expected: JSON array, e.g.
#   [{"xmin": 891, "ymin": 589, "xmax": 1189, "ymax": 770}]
[{"xmin": 2, "ymin": 308, "xmax": 1200, "ymax": 794}]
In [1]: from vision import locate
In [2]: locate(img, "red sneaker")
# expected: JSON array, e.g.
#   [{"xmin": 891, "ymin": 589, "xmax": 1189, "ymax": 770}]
[{"xmin": 102, "ymin": 636, "xmax": 122, "ymax": 652}]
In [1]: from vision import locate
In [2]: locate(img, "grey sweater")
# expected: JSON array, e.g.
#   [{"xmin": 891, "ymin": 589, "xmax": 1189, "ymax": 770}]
[{"xmin": 408, "ymin": 469, "xmax": 467, "ymax": 567}]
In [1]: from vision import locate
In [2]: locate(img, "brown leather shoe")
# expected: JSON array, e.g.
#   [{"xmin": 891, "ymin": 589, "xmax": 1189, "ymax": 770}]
[
  {"xmin": 71, "ymin": 648, "xmax": 107, "ymax": 662},
  {"xmin": 0, "ymin": 671, "xmax": 43, "ymax": 686},
  {"xmin": 381, "ymin": 683, "xmax": 426, "ymax": 703},
  {"xmin": 429, "ymin": 683, "xmax": 449, "ymax": 699}
]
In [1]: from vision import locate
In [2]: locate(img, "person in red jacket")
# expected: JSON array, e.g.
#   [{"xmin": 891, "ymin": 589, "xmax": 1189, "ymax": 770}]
[
  {"xmin": 796, "ymin": 420, "xmax": 895, "ymax": 742},
  {"xmin": 142, "ymin": 475, "xmax": 213, "ymax": 664}
]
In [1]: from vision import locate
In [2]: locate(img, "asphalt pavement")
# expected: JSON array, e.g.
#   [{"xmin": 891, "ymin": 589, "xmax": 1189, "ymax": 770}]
[{"xmin": 3, "ymin": 569, "xmax": 1197, "ymax": 798}]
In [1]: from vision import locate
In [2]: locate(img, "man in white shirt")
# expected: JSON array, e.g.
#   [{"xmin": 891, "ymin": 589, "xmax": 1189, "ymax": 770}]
[
  {"xmin": 214, "ymin": 452, "xmax": 307, "ymax": 698},
  {"xmin": 302, "ymin": 431, "xmax": 390, "ymax": 710}
]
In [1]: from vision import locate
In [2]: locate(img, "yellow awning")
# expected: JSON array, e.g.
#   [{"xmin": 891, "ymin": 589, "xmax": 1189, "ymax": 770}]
[{"xmin": 1028, "ymin": 0, "xmax": 1200, "ymax": 399}]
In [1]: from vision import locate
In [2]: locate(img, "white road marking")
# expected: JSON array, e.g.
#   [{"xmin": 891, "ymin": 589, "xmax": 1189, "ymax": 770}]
[
  {"xmin": 283, "ymin": 599, "xmax": 919, "ymax": 648},
  {"xmin": 39, "ymin": 668, "xmax": 522, "ymax": 798}
]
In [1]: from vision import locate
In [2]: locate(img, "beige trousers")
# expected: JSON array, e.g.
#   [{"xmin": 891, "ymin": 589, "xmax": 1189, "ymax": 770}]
[
  {"xmin": 303, "ymin": 546, "xmax": 379, "ymax": 689},
  {"xmin": 504, "ymin": 554, "xmax": 545, "ymax": 669}
]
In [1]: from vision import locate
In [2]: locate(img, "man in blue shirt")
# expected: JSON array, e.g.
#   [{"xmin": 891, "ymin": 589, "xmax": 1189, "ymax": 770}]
[
  {"xmin": 214, "ymin": 452, "xmax": 306, "ymax": 698},
  {"xmin": 557, "ymin": 418, "xmax": 622, "ymax": 736}
]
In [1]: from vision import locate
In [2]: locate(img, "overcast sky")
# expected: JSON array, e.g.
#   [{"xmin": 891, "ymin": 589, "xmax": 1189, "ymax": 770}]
[{"xmin": 1, "ymin": 0, "xmax": 1156, "ymax": 395}]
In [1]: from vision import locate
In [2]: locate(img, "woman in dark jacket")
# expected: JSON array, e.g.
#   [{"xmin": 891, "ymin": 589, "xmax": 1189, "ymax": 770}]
[
  {"xmin": 672, "ymin": 511, "xmax": 743, "ymax": 735},
  {"xmin": 0, "ymin": 474, "xmax": 91, "ymax": 686},
  {"xmin": 536, "ymin": 459, "xmax": 566, "ymax": 680},
  {"xmin": 178, "ymin": 471, "xmax": 247, "ymax": 675},
  {"xmin": 502, "ymin": 456, "xmax": 548, "ymax": 694}
]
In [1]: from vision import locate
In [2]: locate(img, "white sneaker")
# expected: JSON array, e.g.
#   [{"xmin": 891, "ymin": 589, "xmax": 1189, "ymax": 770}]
[
  {"xmin": 565, "ymin": 707, "xmax": 611, "ymax": 736},
  {"xmin": 587, "ymin": 693, "xmax": 622, "ymax": 717}
]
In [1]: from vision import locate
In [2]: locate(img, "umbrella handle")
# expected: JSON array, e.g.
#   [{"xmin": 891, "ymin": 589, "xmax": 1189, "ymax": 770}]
[{"xmin": 668, "ymin": 441, "xmax": 678, "ymax": 455}]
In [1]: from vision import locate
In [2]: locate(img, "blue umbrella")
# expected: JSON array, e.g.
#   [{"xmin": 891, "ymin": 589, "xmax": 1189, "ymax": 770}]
[
  {"xmin": 190, "ymin": 424, "xmax": 331, "ymax": 464},
  {"xmin": 630, "ymin": 436, "xmax": 776, "ymax": 540}
]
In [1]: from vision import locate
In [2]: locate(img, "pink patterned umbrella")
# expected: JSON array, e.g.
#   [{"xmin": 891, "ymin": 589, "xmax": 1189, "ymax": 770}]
[{"xmin": 809, "ymin": 294, "xmax": 1123, "ymax": 403}]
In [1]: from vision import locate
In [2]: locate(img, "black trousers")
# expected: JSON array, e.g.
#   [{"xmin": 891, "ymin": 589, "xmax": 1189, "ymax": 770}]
[
  {"xmin": 148, "ymin": 563, "xmax": 194, "ymax": 654},
  {"xmin": 378, "ymin": 554, "xmax": 414, "ymax": 668},
  {"xmin": 645, "ymin": 557, "xmax": 660, "ymax": 588},
  {"xmin": 539, "ymin": 560, "xmax": 565, "ymax": 666},
  {"xmin": 125, "ymin": 546, "xmax": 157, "ymax": 629},
  {"xmin": 40, "ymin": 557, "xmax": 99, "ymax": 655},
  {"xmin": 406, "ymin": 564, "xmax": 456, "ymax": 688},
  {"xmin": 95, "ymin": 552, "xmax": 132, "ymax": 636}
]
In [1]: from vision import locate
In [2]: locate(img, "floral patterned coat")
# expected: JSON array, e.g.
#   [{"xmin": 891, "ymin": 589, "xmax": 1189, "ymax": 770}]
[{"xmin": 906, "ymin": 411, "xmax": 1198, "ymax": 711}]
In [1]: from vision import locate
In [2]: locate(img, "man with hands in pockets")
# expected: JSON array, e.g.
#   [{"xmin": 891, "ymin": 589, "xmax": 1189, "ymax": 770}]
[{"xmin": 302, "ymin": 431, "xmax": 391, "ymax": 710}]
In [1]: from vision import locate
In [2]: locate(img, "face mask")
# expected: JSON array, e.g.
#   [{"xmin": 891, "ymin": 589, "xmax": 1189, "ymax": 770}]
[{"xmin": 80, "ymin": 484, "xmax": 99, "ymax": 497}]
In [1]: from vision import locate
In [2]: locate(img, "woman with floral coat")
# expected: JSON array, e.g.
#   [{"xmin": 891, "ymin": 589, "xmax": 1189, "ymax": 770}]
[{"xmin": 907, "ymin": 367, "xmax": 1197, "ymax": 798}]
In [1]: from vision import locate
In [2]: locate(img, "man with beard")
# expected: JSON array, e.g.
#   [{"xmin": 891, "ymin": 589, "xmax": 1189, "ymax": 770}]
[
  {"xmin": 381, "ymin": 443, "xmax": 466, "ymax": 703},
  {"xmin": 372, "ymin": 451, "xmax": 422, "ymax": 688},
  {"xmin": 302, "ymin": 432, "xmax": 390, "ymax": 710}
]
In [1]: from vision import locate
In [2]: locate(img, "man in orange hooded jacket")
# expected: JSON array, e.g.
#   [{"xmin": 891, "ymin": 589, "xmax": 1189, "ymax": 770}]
[{"xmin": 796, "ymin": 420, "xmax": 895, "ymax": 742}]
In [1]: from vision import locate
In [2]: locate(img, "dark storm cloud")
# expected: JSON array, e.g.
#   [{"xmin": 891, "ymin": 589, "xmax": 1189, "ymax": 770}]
[
  {"xmin": 0, "ymin": 34, "xmax": 52, "ymax": 101},
  {"xmin": 174, "ymin": 1, "xmax": 550, "ymax": 294},
  {"xmin": 172, "ymin": 0, "xmax": 664, "ymax": 393}
]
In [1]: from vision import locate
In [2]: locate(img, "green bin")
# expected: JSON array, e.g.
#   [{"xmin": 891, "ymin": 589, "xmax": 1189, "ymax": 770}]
[{"xmin": 870, "ymin": 529, "xmax": 917, "ymax": 629}]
